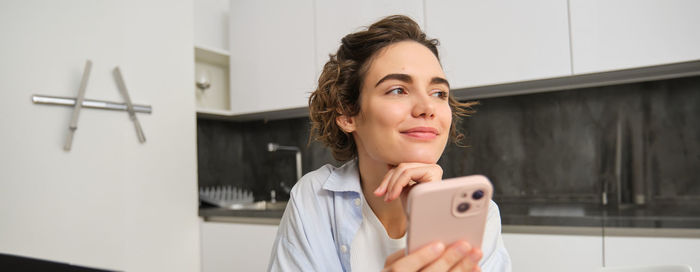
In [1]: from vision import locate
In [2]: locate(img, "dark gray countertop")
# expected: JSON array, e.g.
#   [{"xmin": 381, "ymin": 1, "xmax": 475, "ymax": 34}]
[
  {"xmin": 199, "ymin": 206, "xmax": 285, "ymax": 219},
  {"xmin": 498, "ymin": 202, "xmax": 700, "ymax": 229},
  {"xmin": 199, "ymin": 202, "xmax": 700, "ymax": 229}
]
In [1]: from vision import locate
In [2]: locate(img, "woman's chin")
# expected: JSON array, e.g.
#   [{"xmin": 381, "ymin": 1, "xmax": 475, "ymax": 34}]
[{"xmin": 391, "ymin": 151, "xmax": 441, "ymax": 164}]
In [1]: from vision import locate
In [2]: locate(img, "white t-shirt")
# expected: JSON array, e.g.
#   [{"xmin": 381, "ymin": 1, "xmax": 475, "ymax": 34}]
[{"xmin": 350, "ymin": 194, "xmax": 406, "ymax": 271}]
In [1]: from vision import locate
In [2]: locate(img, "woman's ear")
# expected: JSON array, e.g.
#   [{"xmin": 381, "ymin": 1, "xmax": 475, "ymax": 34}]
[{"xmin": 336, "ymin": 115, "xmax": 356, "ymax": 133}]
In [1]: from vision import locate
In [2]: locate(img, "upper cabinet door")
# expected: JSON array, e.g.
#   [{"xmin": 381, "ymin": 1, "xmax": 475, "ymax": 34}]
[
  {"xmin": 425, "ymin": 0, "xmax": 572, "ymax": 89},
  {"xmin": 570, "ymin": 0, "xmax": 700, "ymax": 74},
  {"xmin": 229, "ymin": 0, "xmax": 315, "ymax": 115},
  {"xmin": 314, "ymin": 0, "xmax": 424, "ymax": 74},
  {"xmin": 194, "ymin": 0, "xmax": 230, "ymax": 52}
]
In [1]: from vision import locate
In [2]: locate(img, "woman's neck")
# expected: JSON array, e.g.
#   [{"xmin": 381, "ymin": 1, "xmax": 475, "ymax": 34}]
[{"xmin": 357, "ymin": 155, "xmax": 407, "ymax": 239}]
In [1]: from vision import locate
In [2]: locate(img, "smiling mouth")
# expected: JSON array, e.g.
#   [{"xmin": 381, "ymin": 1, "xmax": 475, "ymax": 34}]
[{"xmin": 400, "ymin": 127, "xmax": 439, "ymax": 140}]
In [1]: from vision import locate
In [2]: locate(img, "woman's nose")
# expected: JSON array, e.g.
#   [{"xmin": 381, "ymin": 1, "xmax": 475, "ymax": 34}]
[{"xmin": 411, "ymin": 93, "xmax": 436, "ymax": 119}]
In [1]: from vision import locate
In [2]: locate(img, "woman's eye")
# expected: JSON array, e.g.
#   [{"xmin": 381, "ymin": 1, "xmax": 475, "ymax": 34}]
[
  {"xmin": 387, "ymin": 87, "xmax": 406, "ymax": 95},
  {"xmin": 432, "ymin": 90, "xmax": 449, "ymax": 99}
]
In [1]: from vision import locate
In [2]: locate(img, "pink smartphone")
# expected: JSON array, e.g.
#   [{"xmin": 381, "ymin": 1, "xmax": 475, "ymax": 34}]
[{"xmin": 406, "ymin": 175, "xmax": 493, "ymax": 254}]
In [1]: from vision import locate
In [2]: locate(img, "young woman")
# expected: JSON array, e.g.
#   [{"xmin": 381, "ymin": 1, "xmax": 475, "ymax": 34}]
[{"xmin": 268, "ymin": 15, "xmax": 511, "ymax": 272}]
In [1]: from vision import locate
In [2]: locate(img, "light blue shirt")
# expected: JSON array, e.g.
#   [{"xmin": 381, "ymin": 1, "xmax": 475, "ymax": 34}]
[{"xmin": 268, "ymin": 159, "xmax": 512, "ymax": 271}]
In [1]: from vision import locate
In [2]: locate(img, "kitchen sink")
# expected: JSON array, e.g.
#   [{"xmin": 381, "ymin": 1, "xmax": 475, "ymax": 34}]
[
  {"xmin": 212, "ymin": 201, "xmax": 288, "ymax": 211},
  {"xmin": 199, "ymin": 189, "xmax": 289, "ymax": 211},
  {"xmin": 264, "ymin": 201, "xmax": 289, "ymax": 211},
  {"xmin": 527, "ymin": 204, "xmax": 586, "ymax": 217}
]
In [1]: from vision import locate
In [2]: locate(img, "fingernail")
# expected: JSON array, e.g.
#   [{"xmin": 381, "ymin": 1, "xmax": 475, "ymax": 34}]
[{"xmin": 432, "ymin": 242, "xmax": 445, "ymax": 254}]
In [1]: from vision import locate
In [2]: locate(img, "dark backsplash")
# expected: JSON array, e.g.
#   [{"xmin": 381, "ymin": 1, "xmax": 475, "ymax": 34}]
[
  {"xmin": 197, "ymin": 76, "xmax": 700, "ymax": 205},
  {"xmin": 197, "ymin": 117, "xmax": 338, "ymax": 201}
]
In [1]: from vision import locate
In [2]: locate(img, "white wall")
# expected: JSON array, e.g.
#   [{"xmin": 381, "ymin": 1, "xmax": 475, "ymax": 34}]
[{"xmin": 0, "ymin": 1, "xmax": 200, "ymax": 271}]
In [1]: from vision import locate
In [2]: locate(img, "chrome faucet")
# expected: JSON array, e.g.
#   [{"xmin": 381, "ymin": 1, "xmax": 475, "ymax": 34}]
[{"xmin": 267, "ymin": 142, "xmax": 302, "ymax": 181}]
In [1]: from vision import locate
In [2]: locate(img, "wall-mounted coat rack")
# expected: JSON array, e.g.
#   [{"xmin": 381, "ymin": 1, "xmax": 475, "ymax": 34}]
[
  {"xmin": 31, "ymin": 95, "xmax": 152, "ymax": 113},
  {"xmin": 32, "ymin": 60, "xmax": 152, "ymax": 151}
]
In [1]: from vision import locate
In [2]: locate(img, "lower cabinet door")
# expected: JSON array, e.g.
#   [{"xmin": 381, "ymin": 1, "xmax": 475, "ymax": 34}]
[
  {"xmin": 604, "ymin": 235, "xmax": 700, "ymax": 270},
  {"xmin": 200, "ymin": 221, "xmax": 279, "ymax": 272},
  {"xmin": 503, "ymin": 232, "xmax": 603, "ymax": 272}
]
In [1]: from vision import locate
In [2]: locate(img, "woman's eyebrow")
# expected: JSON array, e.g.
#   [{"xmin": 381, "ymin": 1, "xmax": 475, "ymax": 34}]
[
  {"xmin": 374, "ymin": 74, "xmax": 450, "ymax": 89},
  {"xmin": 431, "ymin": 77, "xmax": 450, "ymax": 88},
  {"xmin": 375, "ymin": 73, "xmax": 412, "ymax": 87}
]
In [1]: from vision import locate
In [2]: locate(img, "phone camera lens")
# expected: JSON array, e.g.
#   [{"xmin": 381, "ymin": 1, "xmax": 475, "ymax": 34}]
[
  {"xmin": 457, "ymin": 202, "xmax": 470, "ymax": 213},
  {"xmin": 472, "ymin": 190, "xmax": 484, "ymax": 200}
]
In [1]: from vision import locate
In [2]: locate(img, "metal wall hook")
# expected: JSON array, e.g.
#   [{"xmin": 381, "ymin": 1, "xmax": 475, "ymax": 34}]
[
  {"xmin": 113, "ymin": 66, "xmax": 146, "ymax": 143},
  {"xmin": 32, "ymin": 60, "xmax": 153, "ymax": 150},
  {"xmin": 63, "ymin": 60, "xmax": 92, "ymax": 151}
]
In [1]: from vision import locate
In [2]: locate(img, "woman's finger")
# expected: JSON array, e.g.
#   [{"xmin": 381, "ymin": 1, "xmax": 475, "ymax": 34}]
[
  {"xmin": 376, "ymin": 162, "xmax": 444, "ymax": 202},
  {"xmin": 387, "ymin": 166, "xmax": 428, "ymax": 201},
  {"xmin": 422, "ymin": 241, "xmax": 472, "ymax": 272},
  {"xmin": 374, "ymin": 166, "xmax": 395, "ymax": 196},
  {"xmin": 386, "ymin": 164, "xmax": 443, "ymax": 202},
  {"xmin": 449, "ymin": 247, "xmax": 483, "ymax": 272},
  {"xmin": 382, "ymin": 242, "xmax": 445, "ymax": 272},
  {"xmin": 383, "ymin": 163, "xmax": 410, "ymax": 201},
  {"xmin": 384, "ymin": 163, "xmax": 418, "ymax": 201}
]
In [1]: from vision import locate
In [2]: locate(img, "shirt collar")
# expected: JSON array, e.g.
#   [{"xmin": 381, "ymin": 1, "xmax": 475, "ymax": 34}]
[{"xmin": 322, "ymin": 158, "xmax": 362, "ymax": 194}]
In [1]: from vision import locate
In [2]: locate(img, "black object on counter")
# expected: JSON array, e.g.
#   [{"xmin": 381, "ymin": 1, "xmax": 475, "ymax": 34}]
[{"xmin": 0, "ymin": 253, "xmax": 116, "ymax": 272}]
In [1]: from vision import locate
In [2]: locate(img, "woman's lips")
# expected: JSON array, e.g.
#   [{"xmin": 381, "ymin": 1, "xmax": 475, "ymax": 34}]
[{"xmin": 400, "ymin": 127, "xmax": 439, "ymax": 140}]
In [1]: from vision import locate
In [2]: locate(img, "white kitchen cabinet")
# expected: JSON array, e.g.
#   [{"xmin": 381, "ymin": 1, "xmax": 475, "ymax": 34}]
[
  {"xmin": 503, "ymin": 232, "xmax": 603, "ymax": 272},
  {"xmin": 228, "ymin": 0, "xmax": 316, "ymax": 115},
  {"xmin": 226, "ymin": 0, "xmax": 424, "ymax": 116},
  {"xmin": 314, "ymin": 0, "xmax": 424, "ymax": 75},
  {"xmin": 194, "ymin": 0, "xmax": 232, "ymax": 115},
  {"xmin": 200, "ymin": 221, "xmax": 279, "ymax": 272},
  {"xmin": 424, "ymin": 0, "xmax": 572, "ymax": 89},
  {"xmin": 195, "ymin": 47, "xmax": 231, "ymax": 114},
  {"xmin": 569, "ymin": 0, "xmax": 700, "ymax": 74},
  {"xmin": 0, "ymin": 1, "xmax": 199, "ymax": 271},
  {"xmin": 194, "ymin": 0, "xmax": 230, "ymax": 52},
  {"xmin": 604, "ymin": 235, "xmax": 700, "ymax": 270}
]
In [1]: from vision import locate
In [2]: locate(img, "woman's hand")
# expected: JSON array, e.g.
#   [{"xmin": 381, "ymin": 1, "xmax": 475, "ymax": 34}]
[
  {"xmin": 373, "ymin": 163, "xmax": 443, "ymax": 202},
  {"xmin": 382, "ymin": 241, "xmax": 483, "ymax": 272}
]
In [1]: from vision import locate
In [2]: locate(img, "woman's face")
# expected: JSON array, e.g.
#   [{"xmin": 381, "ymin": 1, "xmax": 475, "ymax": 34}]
[{"xmin": 341, "ymin": 41, "xmax": 452, "ymax": 166}]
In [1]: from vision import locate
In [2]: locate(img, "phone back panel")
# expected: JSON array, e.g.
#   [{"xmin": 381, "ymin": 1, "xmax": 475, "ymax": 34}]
[{"xmin": 406, "ymin": 175, "xmax": 493, "ymax": 253}]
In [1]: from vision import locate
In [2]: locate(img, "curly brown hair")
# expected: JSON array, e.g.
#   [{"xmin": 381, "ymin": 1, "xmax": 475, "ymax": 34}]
[{"xmin": 309, "ymin": 15, "xmax": 477, "ymax": 162}]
